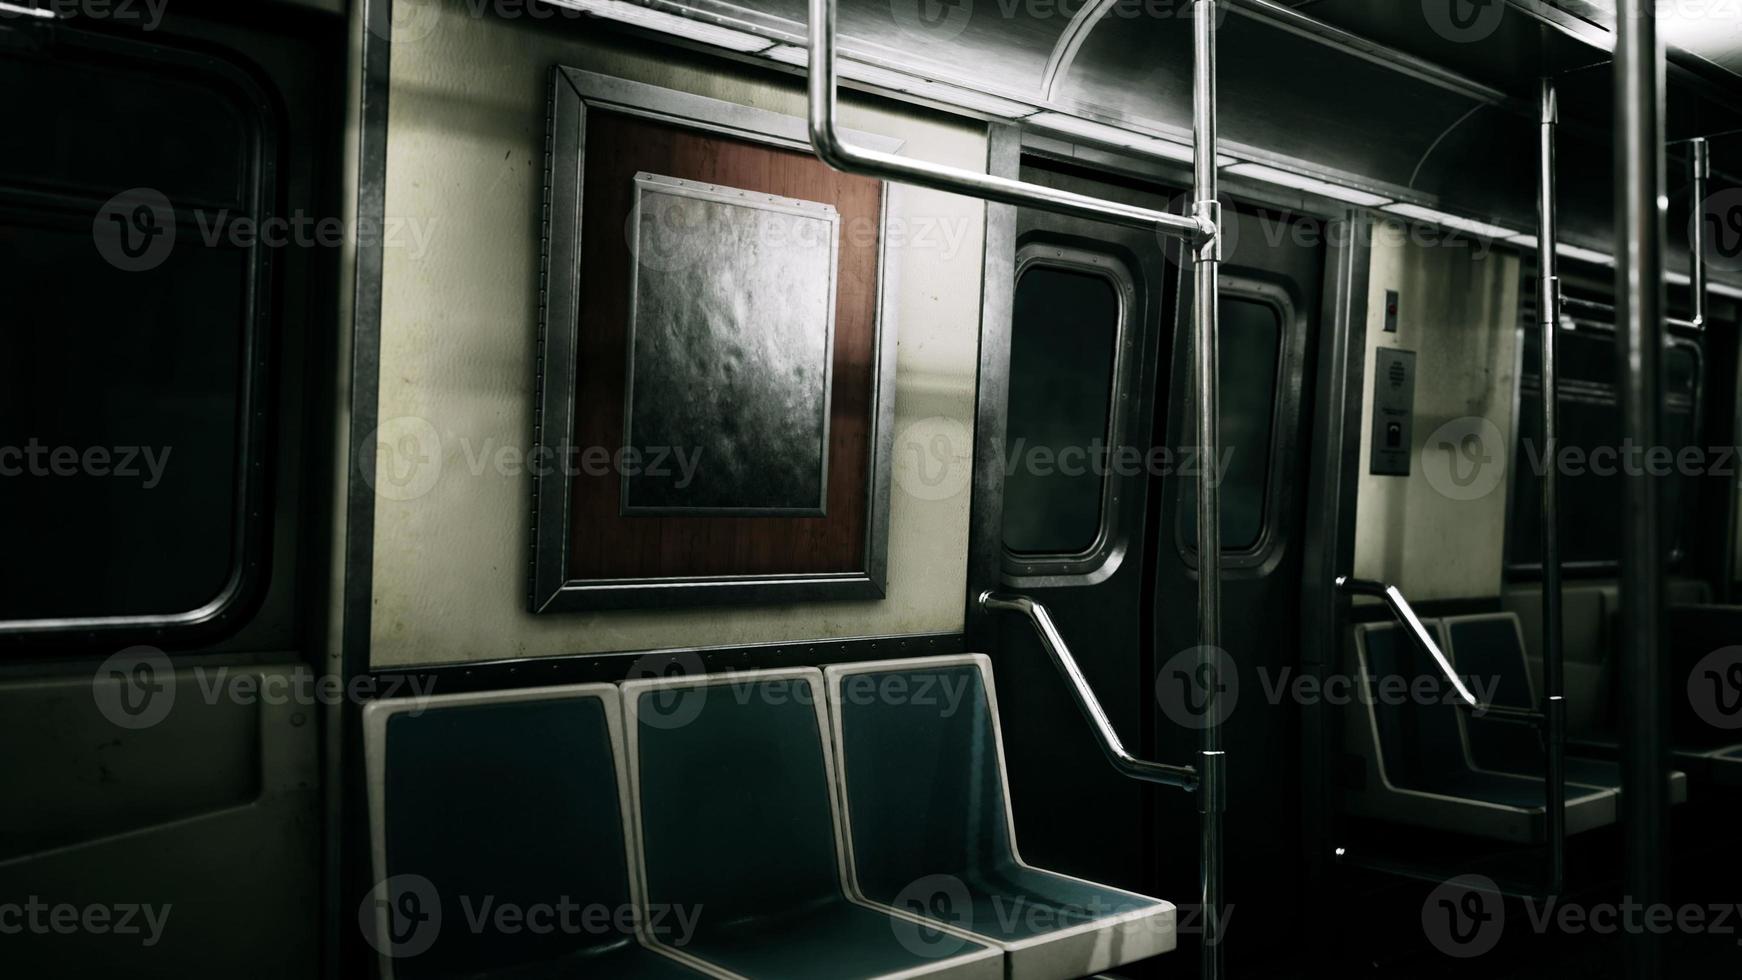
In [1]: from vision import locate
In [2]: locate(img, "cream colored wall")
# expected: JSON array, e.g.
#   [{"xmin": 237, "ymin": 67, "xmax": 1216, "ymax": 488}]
[
  {"xmin": 1352, "ymin": 227, "xmax": 1520, "ymax": 601},
  {"xmin": 370, "ymin": 0, "xmax": 988, "ymax": 667}
]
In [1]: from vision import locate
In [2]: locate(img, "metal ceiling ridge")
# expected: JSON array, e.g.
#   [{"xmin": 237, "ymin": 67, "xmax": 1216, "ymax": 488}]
[{"xmin": 1227, "ymin": 0, "xmax": 1518, "ymax": 108}]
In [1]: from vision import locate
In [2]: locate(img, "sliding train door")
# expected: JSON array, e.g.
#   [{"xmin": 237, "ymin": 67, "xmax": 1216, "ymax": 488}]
[
  {"xmin": 988, "ymin": 158, "xmax": 1179, "ymax": 912},
  {"xmin": 984, "ymin": 152, "xmax": 1328, "ymax": 975}
]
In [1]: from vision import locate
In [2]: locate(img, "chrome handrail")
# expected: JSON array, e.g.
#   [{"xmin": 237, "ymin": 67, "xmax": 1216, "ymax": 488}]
[
  {"xmin": 1334, "ymin": 576, "xmax": 1543, "ymax": 726},
  {"xmin": 979, "ymin": 592, "xmax": 1200, "ymax": 792},
  {"xmin": 803, "ymin": 0, "xmax": 1214, "ymax": 247}
]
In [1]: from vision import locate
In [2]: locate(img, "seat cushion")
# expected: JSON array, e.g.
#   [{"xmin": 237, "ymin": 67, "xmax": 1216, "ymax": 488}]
[
  {"xmin": 626, "ymin": 669, "xmax": 1002, "ymax": 980},
  {"xmin": 825, "ymin": 656, "xmax": 1175, "ymax": 980}
]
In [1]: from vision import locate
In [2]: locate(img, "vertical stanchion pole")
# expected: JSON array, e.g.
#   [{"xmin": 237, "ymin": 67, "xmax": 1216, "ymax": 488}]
[
  {"xmin": 1192, "ymin": 2, "xmax": 1223, "ymax": 978},
  {"xmin": 1614, "ymin": 1, "xmax": 1668, "ymax": 975},
  {"xmin": 1692, "ymin": 139, "xmax": 1710, "ymax": 333},
  {"xmin": 1696, "ymin": 139, "xmax": 1736, "ymax": 605},
  {"xmin": 1538, "ymin": 76, "xmax": 1567, "ymax": 896}
]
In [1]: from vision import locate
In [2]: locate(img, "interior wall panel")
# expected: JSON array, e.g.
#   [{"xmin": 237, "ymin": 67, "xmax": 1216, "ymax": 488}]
[
  {"xmin": 1352, "ymin": 226, "xmax": 1521, "ymax": 601},
  {"xmin": 370, "ymin": 0, "xmax": 987, "ymax": 667}
]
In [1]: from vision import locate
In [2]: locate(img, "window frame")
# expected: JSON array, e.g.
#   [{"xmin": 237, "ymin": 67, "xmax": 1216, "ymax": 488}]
[
  {"xmin": 1172, "ymin": 276, "xmax": 1298, "ymax": 572},
  {"xmin": 0, "ymin": 31, "xmax": 278, "ymax": 644},
  {"xmin": 1000, "ymin": 242, "xmax": 1142, "ymax": 585}
]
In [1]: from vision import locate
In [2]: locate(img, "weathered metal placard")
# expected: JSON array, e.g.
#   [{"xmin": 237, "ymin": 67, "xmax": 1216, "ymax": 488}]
[{"xmin": 622, "ymin": 172, "xmax": 839, "ymax": 516}]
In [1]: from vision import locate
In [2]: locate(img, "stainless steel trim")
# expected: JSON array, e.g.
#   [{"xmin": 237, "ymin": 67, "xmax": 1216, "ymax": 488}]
[{"xmin": 979, "ymin": 592, "xmax": 1199, "ymax": 792}]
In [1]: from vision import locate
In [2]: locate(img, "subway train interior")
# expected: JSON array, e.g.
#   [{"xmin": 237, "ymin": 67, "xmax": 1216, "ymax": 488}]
[{"xmin": 11, "ymin": 0, "xmax": 1742, "ymax": 977}]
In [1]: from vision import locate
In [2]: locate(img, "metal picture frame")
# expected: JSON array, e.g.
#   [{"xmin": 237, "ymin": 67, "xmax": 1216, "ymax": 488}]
[{"xmin": 531, "ymin": 66, "xmax": 903, "ymax": 612}]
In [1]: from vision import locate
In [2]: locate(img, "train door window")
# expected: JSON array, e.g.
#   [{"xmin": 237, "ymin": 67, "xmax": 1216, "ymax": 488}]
[
  {"xmin": 1001, "ymin": 245, "xmax": 1137, "ymax": 576},
  {"xmin": 0, "ymin": 34, "xmax": 275, "ymax": 638},
  {"xmin": 1508, "ymin": 326, "xmax": 1702, "ymax": 571},
  {"xmin": 1178, "ymin": 285, "xmax": 1287, "ymax": 559}
]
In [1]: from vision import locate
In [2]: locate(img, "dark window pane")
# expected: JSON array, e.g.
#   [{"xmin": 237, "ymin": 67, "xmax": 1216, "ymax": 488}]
[
  {"xmin": 1509, "ymin": 329, "xmax": 1699, "ymax": 568},
  {"xmin": 1181, "ymin": 295, "xmax": 1283, "ymax": 552},
  {"xmin": 1001, "ymin": 266, "xmax": 1120, "ymax": 555},
  {"xmin": 0, "ymin": 38, "xmax": 266, "ymax": 627}
]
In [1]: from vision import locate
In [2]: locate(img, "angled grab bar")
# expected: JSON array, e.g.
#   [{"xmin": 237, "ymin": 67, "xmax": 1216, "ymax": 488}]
[
  {"xmin": 980, "ymin": 592, "xmax": 1200, "ymax": 792},
  {"xmin": 1335, "ymin": 576, "xmax": 1543, "ymax": 726},
  {"xmin": 803, "ymin": 0, "xmax": 1214, "ymax": 246}
]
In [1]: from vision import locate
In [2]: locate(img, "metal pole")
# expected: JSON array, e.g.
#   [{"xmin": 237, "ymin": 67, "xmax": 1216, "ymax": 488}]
[
  {"xmin": 1692, "ymin": 139, "xmax": 1710, "ymax": 332},
  {"xmin": 1695, "ymin": 138, "xmax": 1737, "ymax": 605},
  {"xmin": 1614, "ymin": 2, "xmax": 1668, "ymax": 975},
  {"xmin": 1538, "ymin": 77, "xmax": 1567, "ymax": 896},
  {"xmin": 1192, "ymin": 2, "xmax": 1224, "ymax": 978}
]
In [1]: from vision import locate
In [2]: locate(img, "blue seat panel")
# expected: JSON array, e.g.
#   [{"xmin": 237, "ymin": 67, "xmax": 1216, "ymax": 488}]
[
  {"xmin": 628, "ymin": 671, "xmax": 999, "ymax": 980},
  {"xmin": 373, "ymin": 691, "xmax": 708, "ymax": 980},
  {"xmin": 826, "ymin": 657, "xmax": 1175, "ymax": 980}
]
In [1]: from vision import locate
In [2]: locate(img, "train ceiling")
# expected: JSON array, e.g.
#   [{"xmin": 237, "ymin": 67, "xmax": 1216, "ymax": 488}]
[{"xmin": 576, "ymin": 0, "xmax": 1742, "ymax": 288}]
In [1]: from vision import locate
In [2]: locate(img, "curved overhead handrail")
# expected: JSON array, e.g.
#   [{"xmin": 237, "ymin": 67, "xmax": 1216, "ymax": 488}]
[{"xmin": 804, "ymin": 0, "xmax": 1214, "ymax": 246}]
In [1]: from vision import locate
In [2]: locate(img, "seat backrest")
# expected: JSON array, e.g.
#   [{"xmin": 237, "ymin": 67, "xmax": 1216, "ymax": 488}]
[
  {"xmin": 1357, "ymin": 620, "xmax": 1472, "ymax": 789},
  {"xmin": 623, "ymin": 668, "xmax": 842, "ymax": 937},
  {"xmin": 1442, "ymin": 614, "xmax": 1538, "ymax": 770},
  {"xmin": 823, "ymin": 655, "xmax": 1017, "ymax": 902},
  {"xmin": 1504, "ymin": 583, "xmax": 1612, "ymax": 737},
  {"xmin": 363, "ymin": 686, "xmax": 638, "ymax": 978}
]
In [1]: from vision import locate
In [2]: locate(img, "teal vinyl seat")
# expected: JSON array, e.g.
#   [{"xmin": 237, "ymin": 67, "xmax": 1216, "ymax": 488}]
[
  {"xmin": 823, "ymin": 655, "xmax": 1176, "ymax": 980},
  {"xmin": 362, "ymin": 686, "xmax": 707, "ymax": 980},
  {"xmin": 1443, "ymin": 614, "xmax": 1688, "ymax": 805},
  {"xmin": 1342, "ymin": 621, "xmax": 1619, "ymax": 843},
  {"xmin": 622, "ymin": 668, "xmax": 1003, "ymax": 980}
]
